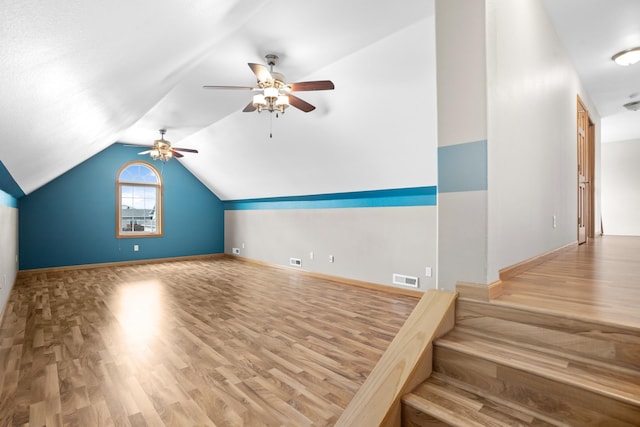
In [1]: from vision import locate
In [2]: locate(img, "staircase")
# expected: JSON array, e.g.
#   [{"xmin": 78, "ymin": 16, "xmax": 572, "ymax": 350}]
[{"xmin": 401, "ymin": 298, "xmax": 640, "ymax": 426}]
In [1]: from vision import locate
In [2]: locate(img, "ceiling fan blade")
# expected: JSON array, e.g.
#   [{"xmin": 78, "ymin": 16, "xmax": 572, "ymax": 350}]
[
  {"xmin": 170, "ymin": 150, "xmax": 184, "ymax": 158},
  {"xmin": 172, "ymin": 147, "xmax": 199, "ymax": 153},
  {"xmin": 288, "ymin": 80, "xmax": 335, "ymax": 92},
  {"xmin": 138, "ymin": 150, "xmax": 152, "ymax": 155},
  {"xmin": 203, "ymin": 85, "xmax": 256, "ymax": 90},
  {"xmin": 288, "ymin": 94, "xmax": 316, "ymax": 112},
  {"xmin": 242, "ymin": 102, "xmax": 257, "ymax": 112},
  {"xmin": 248, "ymin": 63, "xmax": 272, "ymax": 83}
]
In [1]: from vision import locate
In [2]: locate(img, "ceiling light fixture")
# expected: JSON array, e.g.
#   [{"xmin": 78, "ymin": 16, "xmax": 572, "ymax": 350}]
[
  {"xmin": 251, "ymin": 54, "xmax": 289, "ymax": 115},
  {"xmin": 612, "ymin": 46, "xmax": 640, "ymax": 66},
  {"xmin": 134, "ymin": 129, "xmax": 198, "ymax": 161},
  {"xmin": 150, "ymin": 129, "xmax": 174, "ymax": 162},
  {"xmin": 623, "ymin": 100, "xmax": 640, "ymax": 112}
]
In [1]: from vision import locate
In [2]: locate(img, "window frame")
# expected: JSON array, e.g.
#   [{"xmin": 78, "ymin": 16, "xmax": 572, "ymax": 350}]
[{"xmin": 116, "ymin": 161, "xmax": 164, "ymax": 238}]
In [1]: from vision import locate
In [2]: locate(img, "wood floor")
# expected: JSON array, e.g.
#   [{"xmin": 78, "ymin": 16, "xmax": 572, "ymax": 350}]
[
  {"xmin": 2, "ymin": 236, "xmax": 638, "ymax": 426},
  {"xmin": 402, "ymin": 235, "xmax": 640, "ymax": 426},
  {"xmin": 496, "ymin": 235, "xmax": 640, "ymax": 330},
  {"xmin": 0, "ymin": 257, "xmax": 418, "ymax": 426}
]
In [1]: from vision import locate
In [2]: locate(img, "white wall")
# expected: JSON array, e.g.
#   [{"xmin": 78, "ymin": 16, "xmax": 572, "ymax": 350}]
[
  {"xmin": 438, "ymin": 191, "xmax": 487, "ymax": 289},
  {"xmin": 188, "ymin": 10, "xmax": 438, "ymax": 201},
  {"xmin": 226, "ymin": 206, "xmax": 438, "ymax": 291},
  {"xmin": 435, "ymin": 0, "xmax": 487, "ymax": 150},
  {"xmin": 0, "ymin": 197, "xmax": 19, "ymax": 315},
  {"xmin": 222, "ymin": 3, "xmax": 439, "ymax": 291},
  {"xmin": 601, "ymin": 139, "xmax": 640, "ymax": 236},
  {"xmin": 435, "ymin": 0, "xmax": 489, "ymax": 290},
  {"xmin": 485, "ymin": 0, "xmax": 601, "ymax": 279}
]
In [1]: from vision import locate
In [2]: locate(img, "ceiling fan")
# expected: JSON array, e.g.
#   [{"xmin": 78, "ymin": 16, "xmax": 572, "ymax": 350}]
[
  {"xmin": 203, "ymin": 54, "xmax": 335, "ymax": 114},
  {"xmin": 136, "ymin": 129, "xmax": 198, "ymax": 162}
]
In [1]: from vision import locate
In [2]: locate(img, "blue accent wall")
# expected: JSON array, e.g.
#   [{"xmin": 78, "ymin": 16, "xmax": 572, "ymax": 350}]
[
  {"xmin": 223, "ymin": 186, "xmax": 437, "ymax": 210},
  {"xmin": 438, "ymin": 140, "xmax": 487, "ymax": 193},
  {"xmin": 0, "ymin": 189, "xmax": 18, "ymax": 208},
  {"xmin": 0, "ymin": 161, "xmax": 25, "ymax": 199},
  {"xmin": 19, "ymin": 143, "xmax": 224, "ymax": 270}
]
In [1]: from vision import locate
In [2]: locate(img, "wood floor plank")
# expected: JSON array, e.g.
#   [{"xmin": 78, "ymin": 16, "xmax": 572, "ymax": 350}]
[
  {"xmin": 497, "ymin": 236, "xmax": 640, "ymax": 329},
  {"xmin": 0, "ymin": 257, "xmax": 417, "ymax": 426}
]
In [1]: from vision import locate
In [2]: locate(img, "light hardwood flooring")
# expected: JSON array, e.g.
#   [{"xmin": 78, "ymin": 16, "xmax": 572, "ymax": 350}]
[
  {"xmin": 404, "ymin": 235, "xmax": 640, "ymax": 426},
  {"xmin": 0, "ymin": 258, "xmax": 418, "ymax": 426},
  {"xmin": 496, "ymin": 235, "xmax": 640, "ymax": 329}
]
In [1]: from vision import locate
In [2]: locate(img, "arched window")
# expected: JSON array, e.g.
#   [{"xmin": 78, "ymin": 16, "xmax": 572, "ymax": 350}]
[{"xmin": 117, "ymin": 161, "xmax": 163, "ymax": 238}]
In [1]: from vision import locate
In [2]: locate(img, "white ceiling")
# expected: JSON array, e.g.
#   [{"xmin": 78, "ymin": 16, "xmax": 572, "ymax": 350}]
[
  {"xmin": 543, "ymin": 0, "xmax": 640, "ymax": 143},
  {"xmin": 2, "ymin": 0, "xmax": 639, "ymax": 198}
]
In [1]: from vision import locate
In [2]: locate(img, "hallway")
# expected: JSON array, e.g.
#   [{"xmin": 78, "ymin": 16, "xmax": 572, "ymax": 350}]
[{"xmin": 496, "ymin": 236, "xmax": 640, "ymax": 329}]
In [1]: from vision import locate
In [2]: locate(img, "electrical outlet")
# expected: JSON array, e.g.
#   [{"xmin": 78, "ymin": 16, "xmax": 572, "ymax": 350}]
[
  {"xmin": 242, "ymin": 243, "xmax": 245, "ymax": 249},
  {"xmin": 329, "ymin": 255, "xmax": 334, "ymax": 263},
  {"xmin": 134, "ymin": 245, "xmax": 139, "ymax": 251},
  {"xmin": 232, "ymin": 248, "xmax": 240, "ymax": 255},
  {"xmin": 425, "ymin": 267, "xmax": 432, "ymax": 277},
  {"xmin": 553, "ymin": 215, "xmax": 557, "ymax": 229},
  {"xmin": 309, "ymin": 251, "xmax": 314, "ymax": 260}
]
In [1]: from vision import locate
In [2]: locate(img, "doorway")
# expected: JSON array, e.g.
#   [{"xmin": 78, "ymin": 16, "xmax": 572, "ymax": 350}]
[{"xmin": 577, "ymin": 96, "xmax": 594, "ymax": 244}]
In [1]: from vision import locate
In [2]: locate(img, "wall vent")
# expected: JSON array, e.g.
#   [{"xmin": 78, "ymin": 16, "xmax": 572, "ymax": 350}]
[
  {"xmin": 393, "ymin": 273, "xmax": 419, "ymax": 288},
  {"xmin": 232, "ymin": 248, "xmax": 240, "ymax": 255},
  {"xmin": 290, "ymin": 258, "xmax": 302, "ymax": 267}
]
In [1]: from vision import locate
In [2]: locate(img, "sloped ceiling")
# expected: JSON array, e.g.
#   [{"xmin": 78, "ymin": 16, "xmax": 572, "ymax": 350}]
[
  {"xmin": 3, "ymin": 1, "xmax": 639, "ymax": 199},
  {"xmin": 1, "ymin": 0, "xmax": 436, "ymax": 199}
]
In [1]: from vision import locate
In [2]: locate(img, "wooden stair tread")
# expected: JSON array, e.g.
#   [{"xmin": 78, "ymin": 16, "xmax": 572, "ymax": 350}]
[
  {"xmin": 454, "ymin": 324, "xmax": 640, "ymax": 378},
  {"xmin": 435, "ymin": 329, "xmax": 640, "ymax": 407},
  {"xmin": 457, "ymin": 297, "xmax": 640, "ymax": 336},
  {"xmin": 455, "ymin": 298, "xmax": 640, "ymax": 371},
  {"xmin": 403, "ymin": 376, "xmax": 557, "ymax": 427}
]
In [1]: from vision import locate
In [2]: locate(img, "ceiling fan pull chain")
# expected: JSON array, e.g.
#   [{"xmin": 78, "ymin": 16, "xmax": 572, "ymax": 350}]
[{"xmin": 270, "ymin": 113, "xmax": 273, "ymax": 139}]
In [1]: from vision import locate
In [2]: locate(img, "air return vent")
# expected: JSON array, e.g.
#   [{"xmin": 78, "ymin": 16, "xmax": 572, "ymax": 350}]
[{"xmin": 393, "ymin": 273, "xmax": 419, "ymax": 288}]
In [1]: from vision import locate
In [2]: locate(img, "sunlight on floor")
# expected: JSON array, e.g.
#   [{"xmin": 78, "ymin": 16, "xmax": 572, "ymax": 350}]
[{"xmin": 115, "ymin": 280, "xmax": 163, "ymax": 347}]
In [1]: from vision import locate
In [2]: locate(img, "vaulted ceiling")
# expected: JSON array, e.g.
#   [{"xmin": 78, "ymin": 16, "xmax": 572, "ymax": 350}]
[{"xmin": 2, "ymin": 0, "xmax": 639, "ymax": 199}]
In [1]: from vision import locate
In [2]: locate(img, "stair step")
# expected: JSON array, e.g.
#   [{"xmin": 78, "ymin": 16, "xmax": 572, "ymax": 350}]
[
  {"xmin": 454, "ymin": 325, "xmax": 640, "ymax": 380},
  {"xmin": 433, "ymin": 329, "xmax": 640, "ymax": 425},
  {"xmin": 456, "ymin": 298, "xmax": 640, "ymax": 370},
  {"xmin": 403, "ymin": 375, "xmax": 557, "ymax": 427}
]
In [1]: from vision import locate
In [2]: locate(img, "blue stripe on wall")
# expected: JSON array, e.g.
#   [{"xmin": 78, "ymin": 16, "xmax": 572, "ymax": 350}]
[
  {"xmin": 224, "ymin": 186, "xmax": 437, "ymax": 210},
  {"xmin": 438, "ymin": 140, "xmax": 487, "ymax": 193},
  {"xmin": 0, "ymin": 161, "xmax": 25, "ymax": 199},
  {"xmin": 0, "ymin": 189, "xmax": 18, "ymax": 208}
]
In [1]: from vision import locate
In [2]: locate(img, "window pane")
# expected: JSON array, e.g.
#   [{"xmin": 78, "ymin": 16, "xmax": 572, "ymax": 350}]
[
  {"xmin": 117, "ymin": 162, "xmax": 161, "ymax": 237},
  {"xmin": 132, "ymin": 186, "xmax": 144, "ymax": 202},
  {"xmin": 121, "ymin": 185, "xmax": 134, "ymax": 210},
  {"xmin": 120, "ymin": 184, "xmax": 159, "ymax": 233},
  {"xmin": 119, "ymin": 164, "xmax": 159, "ymax": 184}
]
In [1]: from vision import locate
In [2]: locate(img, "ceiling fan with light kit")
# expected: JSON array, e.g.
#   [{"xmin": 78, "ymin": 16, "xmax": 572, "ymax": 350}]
[
  {"xmin": 203, "ymin": 54, "xmax": 335, "ymax": 115},
  {"xmin": 132, "ymin": 129, "xmax": 198, "ymax": 162}
]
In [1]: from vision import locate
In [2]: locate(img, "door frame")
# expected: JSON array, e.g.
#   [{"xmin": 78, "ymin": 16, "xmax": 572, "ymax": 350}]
[
  {"xmin": 588, "ymin": 119, "xmax": 595, "ymax": 238},
  {"xmin": 576, "ymin": 95, "xmax": 595, "ymax": 242}
]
